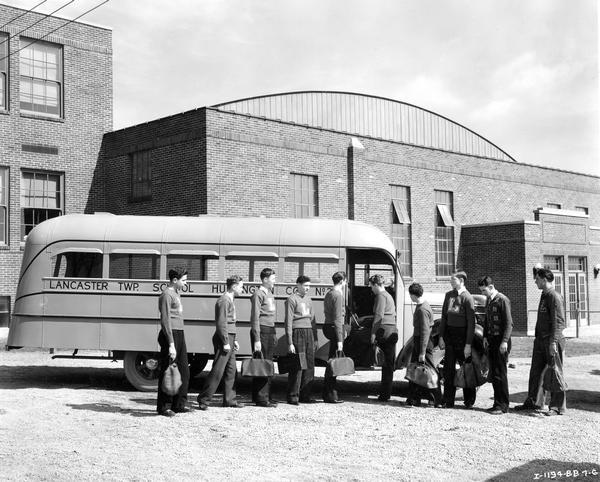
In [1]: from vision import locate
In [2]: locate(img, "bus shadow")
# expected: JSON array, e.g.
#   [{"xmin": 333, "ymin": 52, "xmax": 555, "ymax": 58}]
[
  {"xmin": 66, "ymin": 402, "xmax": 156, "ymax": 417},
  {"xmin": 0, "ymin": 365, "xmax": 135, "ymax": 391}
]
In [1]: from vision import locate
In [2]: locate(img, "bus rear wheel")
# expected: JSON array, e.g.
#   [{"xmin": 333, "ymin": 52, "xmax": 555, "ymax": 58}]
[{"xmin": 123, "ymin": 351, "xmax": 160, "ymax": 391}]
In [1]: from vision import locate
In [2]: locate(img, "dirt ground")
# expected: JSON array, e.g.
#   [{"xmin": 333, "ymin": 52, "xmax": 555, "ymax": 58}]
[{"xmin": 1, "ymin": 330, "xmax": 599, "ymax": 482}]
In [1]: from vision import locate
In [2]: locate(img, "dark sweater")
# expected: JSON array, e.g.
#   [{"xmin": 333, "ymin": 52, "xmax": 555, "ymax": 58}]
[
  {"xmin": 413, "ymin": 301, "xmax": 433, "ymax": 357},
  {"xmin": 158, "ymin": 287, "xmax": 184, "ymax": 344},
  {"xmin": 535, "ymin": 289, "xmax": 565, "ymax": 343},
  {"xmin": 484, "ymin": 292, "xmax": 513, "ymax": 344},
  {"xmin": 439, "ymin": 289, "xmax": 475, "ymax": 344},
  {"xmin": 371, "ymin": 290, "xmax": 396, "ymax": 336},
  {"xmin": 215, "ymin": 293, "xmax": 236, "ymax": 345},
  {"xmin": 250, "ymin": 286, "xmax": 276, "ymax": 339},
  {"xmin": 324, "ymin": 288, "xmax": 344, "ymax": 341}
]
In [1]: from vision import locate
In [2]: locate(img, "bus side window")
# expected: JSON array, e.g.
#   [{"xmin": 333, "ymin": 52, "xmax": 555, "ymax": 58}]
[
  {"xmin": 224, "ymin": 258, "xmax": 278, "ymax": 282},
  {"xmin": 109, "ymin": 254, "xmax": 159, "ymax": 280},
  {"xmin": 166, "ymin": 255, "xmax": 215, "ymax": 281},
  {"xmin": 285, "ymin": 259, "xmax": 339, "ymax": 283},
  {"xmin": 52, "ymin": 252, "xmax": 103, "ymax": 278}
]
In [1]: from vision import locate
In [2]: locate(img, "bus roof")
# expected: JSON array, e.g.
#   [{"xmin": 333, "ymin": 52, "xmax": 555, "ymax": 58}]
[{"xmin": 26, "ymin": 214, "xmax": 397, "ymax": 255}]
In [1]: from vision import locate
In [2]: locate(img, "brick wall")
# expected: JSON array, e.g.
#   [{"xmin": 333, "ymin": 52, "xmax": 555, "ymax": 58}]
[{"xmin": 0, "ymin": 5, "xmax": 112, "ymax": 323}]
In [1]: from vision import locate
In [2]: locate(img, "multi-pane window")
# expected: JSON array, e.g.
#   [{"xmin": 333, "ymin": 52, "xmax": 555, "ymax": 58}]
[
  {"xmin": 19, "ymin": 39, "xmax": 62, "ymax": 117},
  {"xmin": 568, "ymin": 256, "xmax": 586, "ymax": 272},
  {"xmin": 390, "ymin": 185, "xmax": 412, "ymax": 277},
  {"xmin": 0, "ymin": 33, "xmax": 7, "ymax": 110},
  {"xmin": 290, "ymin": 173, "xmax": 318, "ymax": 218},
  {"xmin": 20, "ymin": 171, "xmax": 63, "ymax": 240},
  {"xmin": 434, "ymin": 190, "xmax": 455, "ymax": 277},
  {"xmin": 575, "ymin": 206, "xmax": 589, "ymax": 215},
  {"xmin": 131, "ymin": 151, "xmax": 152, "ymax": 201},
  {"xmin": 543, "ymin": 255, "xmax": 564, "ymax": 297},
  {"xmin": 109, "ymin": 254, "xmax": 159, "ymax": 279},
  {"xmin": 0, "ymin": 296, "xmax": 9, "ymax": 328},
  {"xmin": 0, "ymin": 167, "xmax": 7, "ymax": 244}
]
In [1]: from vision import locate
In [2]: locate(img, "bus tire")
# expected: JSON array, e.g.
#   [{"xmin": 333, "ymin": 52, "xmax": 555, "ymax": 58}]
[
  {"xmin": 189, "ymin": 353, "xmax": 209, "ymax": 378},
  {"xmin": 123, "ymin": 351, "xmax": 160, "ymax": 392}
]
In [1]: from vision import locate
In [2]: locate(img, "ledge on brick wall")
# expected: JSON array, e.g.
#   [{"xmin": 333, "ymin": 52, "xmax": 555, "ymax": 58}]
[
  {"xmin": 19, "ymin": 113, "xmax": 65, "ymax": 124},
  {"xmin": 461, "ymin": 219, "xmax": 540, "ymax": 228},
  {"xmin": 535, "ymin": 208, "xmax": 589, "ymax": 218}
]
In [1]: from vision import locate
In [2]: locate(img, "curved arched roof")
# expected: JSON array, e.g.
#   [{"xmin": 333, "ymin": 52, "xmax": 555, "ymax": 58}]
[{"xmin": 213, "ymin": 91, "xmax": 516, "ymax": 162}]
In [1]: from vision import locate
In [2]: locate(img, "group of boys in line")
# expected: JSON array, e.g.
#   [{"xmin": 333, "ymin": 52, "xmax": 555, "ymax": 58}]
[{"xmin": 156, "ymin": 266, "xmax": 567, "ymax": 418}]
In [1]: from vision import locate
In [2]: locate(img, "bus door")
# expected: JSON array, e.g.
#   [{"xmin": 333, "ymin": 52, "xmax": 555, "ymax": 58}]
[{"xmin": 344, "ymin": 249, "xmax": 399, "ymax": 367}]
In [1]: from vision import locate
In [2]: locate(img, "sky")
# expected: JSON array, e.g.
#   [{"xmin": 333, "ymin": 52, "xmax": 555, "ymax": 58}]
[{"xmin": 5, "ymin": 0, "xmax": 600, "ymax": 176}]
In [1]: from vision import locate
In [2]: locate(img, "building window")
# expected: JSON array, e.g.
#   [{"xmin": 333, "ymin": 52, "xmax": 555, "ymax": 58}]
[
  {"xmin": 543, "ymin": 255, "xmax": 564, "ymax": 297},
  {"xmin": 0, "ymin": 296, "xmax": 9, "ymax": 328},
  {"xmin": 20, "ymin": 170, "xmax": 63, "ymax": 240},
  {"xmin": 19, "ymin": 39, "xmax": 63, "ymax": 118},
  {"xmin": 434, "ymin": 190, "xmax": 455, "ymax": 277},
  {"xmin": 0, "ymin": 167, "xmax": 7, "ymax": 244},
  {"xmin": 0, "ymin": 33, "xmax": 7, "ymax": 110},
  {"xmin": 390, "ymin": 185, "xmax": 412, "ymax": 277},
  {"xmin": 575, "ymin": 206, "xmax": 589, "ymax": 215},
  {"xmin": 130, "ymin": 151, "xmax": 152, "ymax": 201},
  {"xmin": 547, "ymin": 202, "xmax": 561, "ymax": 209},
  {"xmin": 290, "ymin": 173, "xmax": 318, "ymax": 218}
]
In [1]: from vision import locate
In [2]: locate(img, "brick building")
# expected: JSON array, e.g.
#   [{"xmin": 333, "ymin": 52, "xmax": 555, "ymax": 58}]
[
  {"xmin": 91, "ymin": 91, "xmax": 600, "ymax": 335},
  {"xmin": 0, "ymin": 4, "xmax": 112, "ymax": 325}
]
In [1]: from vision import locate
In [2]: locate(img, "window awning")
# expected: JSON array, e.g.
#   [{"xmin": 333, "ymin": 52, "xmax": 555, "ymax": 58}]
[
  {"xmin": 392, "ymin": 199, "xmax": 411, "ymax": 224},
  {"xmin": 436, "ymin": 204, "xmax": 454, "ymax": 227}
]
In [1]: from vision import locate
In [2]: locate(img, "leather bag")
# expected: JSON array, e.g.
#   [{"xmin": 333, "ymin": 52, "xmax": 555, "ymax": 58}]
[
  {"xmin": 162, "ymin": 362, "xmax": 182, "ymax": 396},
  {"xmin": 241, "ymin": 352, "xmax": 275, "ymax": 378},
  {"xmin": 542, "ymin": 356, "xmax": 567, "ymax": 392},
  {"xmin": 277, "ymin": 352, "xmax": 308, "ymax": 374},
  {"xmin": 373, "ymin": 346, "xmax": 385, "ymax": 367},
  {"xmin": 327, "ymin": 351, "xmax": 355, "ymax": 377},
  {"xmin": 405, "ymin": 361, "xmax": 439, "ymax": 389},
  {"xmin": 455, "ymin": 354, "xmax": 487, "ymax": 388}
]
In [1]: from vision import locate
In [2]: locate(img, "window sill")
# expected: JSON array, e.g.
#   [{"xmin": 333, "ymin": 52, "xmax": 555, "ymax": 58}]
[
  {"xmin": 0, "ymin": 244, "xmax": 10, "ymax": 251},
  {"xmin": 20, "ymin": 112, "xmax": 65, "ymax": 123},
  {"xmin": 0, "ymin": 109, "xmax": 8, "ymax": 116}
]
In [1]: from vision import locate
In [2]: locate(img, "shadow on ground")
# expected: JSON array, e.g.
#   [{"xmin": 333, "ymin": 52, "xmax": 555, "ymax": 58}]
[
  {"xmin": 0, "ymin": 365, "xmax": 134, "ymax": 391},
  {"xmin": 488, "ymin": 460, "xmax": 600, "ymax": 481},
  {"xmin": 510, "ymin": 390, "xmax": 600, "ymax": 414},
  {"xmin": 66, "ymin": 402, "xmax": 156, "ymax": 417}
]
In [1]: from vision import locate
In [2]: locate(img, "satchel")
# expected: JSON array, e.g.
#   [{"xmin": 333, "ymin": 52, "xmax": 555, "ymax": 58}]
[
  {"xmin": 241, "ymin": 352, "xmax": 275, "ymax": 378},
  {"xmin": 455, "ymin": 355, "xmax": 487, "ymax": 388},
  {"xmin": 277, "ymin": 352, "xmax": 308, "ymax": 374},
  {"xmin": 405, "ymin": 361, "xmax": 439, "ymax": 389},
  {"xmin": 542, "ymin": 356, "xmax": 567, "ymax": 392},
  {"xmin": 162, "ymin": 362, "xmax": 182, "ymax": 396},
  {"xmin": 373, "ymin": 346, "xmax": 385, "ymax": 367},
  {"xmin": 327, "ymin": 351, "xmax": 355, "ymax": 377}
]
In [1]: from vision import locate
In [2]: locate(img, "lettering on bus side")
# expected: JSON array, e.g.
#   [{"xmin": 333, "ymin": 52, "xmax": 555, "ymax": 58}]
[
  {"xmin": 48, "ymin": 280, "xmax": 110, "ymax": 291},
  {"xmin": 152, "ymin": 283, "xmax": 195, "ymax": 293}
]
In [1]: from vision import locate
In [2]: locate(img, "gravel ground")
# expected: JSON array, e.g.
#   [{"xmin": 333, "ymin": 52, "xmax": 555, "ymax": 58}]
[{"xmin": 1, "ymin": 331, "xmax": 599, "ymax": 481}]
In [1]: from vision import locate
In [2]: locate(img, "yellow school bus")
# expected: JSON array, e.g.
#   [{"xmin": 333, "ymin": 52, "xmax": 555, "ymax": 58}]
[{"xmin": 8, "ymin": 213, "xmax": 416, "ymax": 390}]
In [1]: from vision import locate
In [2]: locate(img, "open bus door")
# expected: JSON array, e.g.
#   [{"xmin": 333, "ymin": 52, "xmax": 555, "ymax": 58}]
[{"xmin": 343, "ymin": 249, "xmax": 400, "ymax": 369}]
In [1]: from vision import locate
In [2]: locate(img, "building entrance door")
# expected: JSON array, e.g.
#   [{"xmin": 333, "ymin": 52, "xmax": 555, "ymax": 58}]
[{"xmin": 567, "ymin": 258, "xmax": 588, "ymax": 326}]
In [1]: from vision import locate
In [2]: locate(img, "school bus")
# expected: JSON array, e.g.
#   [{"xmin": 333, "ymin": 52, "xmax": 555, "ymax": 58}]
[{"xmin": 8, "ymin": 213, "xmax": 419, "ymax": 391}]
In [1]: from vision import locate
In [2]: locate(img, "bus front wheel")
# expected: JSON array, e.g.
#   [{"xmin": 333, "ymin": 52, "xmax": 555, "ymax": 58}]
[{"xmin": 123, "ymin": 351, "xmax": 160, "ymax": 392}]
